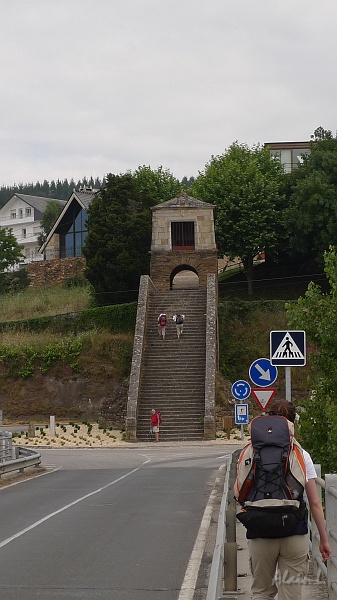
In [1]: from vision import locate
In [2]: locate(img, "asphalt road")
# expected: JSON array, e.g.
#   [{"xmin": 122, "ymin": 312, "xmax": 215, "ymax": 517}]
[{"xmin": 0, "ymin": 444, "xmax": 238, "ymax": 600}]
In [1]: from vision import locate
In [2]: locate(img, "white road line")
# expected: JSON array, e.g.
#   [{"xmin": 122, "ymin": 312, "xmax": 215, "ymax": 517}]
[
  {"xmin": 0, "ymin": 467, "xmax": 61, "ymax": 492},
  {"xmin": 177, "ymin": 480, "xmax": 218, "ymax": 600},
  {"xmin": 0, "ymin": 459, "xmax": 150, "ymax": 549}
]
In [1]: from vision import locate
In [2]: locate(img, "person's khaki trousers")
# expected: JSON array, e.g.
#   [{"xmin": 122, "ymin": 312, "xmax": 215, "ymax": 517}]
[{"xmin": 248, "ymin": 534, "xmax": 309, "ymax": 600}]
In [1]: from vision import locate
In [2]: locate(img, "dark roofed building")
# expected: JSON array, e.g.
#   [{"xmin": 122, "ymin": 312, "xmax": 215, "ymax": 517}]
[{"xmin": 40, "ymin": 187, "xmax": 97, "ymax": 259}]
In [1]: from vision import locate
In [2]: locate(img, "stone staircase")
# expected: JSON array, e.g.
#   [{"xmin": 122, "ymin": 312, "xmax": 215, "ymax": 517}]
[{"xmin": 136, "ymin": 289, "xmax": 207, "ymax": 441}]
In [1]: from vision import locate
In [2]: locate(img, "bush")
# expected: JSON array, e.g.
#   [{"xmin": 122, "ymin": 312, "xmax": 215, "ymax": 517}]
[
  {"xmin": 0, "ymin": 269, "xmax": 30, "ymax": 294},
  {"xmin": 0, "ymin": 301, "xmax": 137, "ymax": 335},
  {"xmin": 62, "ymin": 276, "xmax": 87, "ymax": 289},
  {"xmin": 218, "ymin": 299, "xmax": 288, "ymax": 381}
]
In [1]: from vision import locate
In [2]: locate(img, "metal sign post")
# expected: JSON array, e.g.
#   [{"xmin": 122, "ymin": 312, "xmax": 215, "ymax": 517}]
[{"xmin": 285, "ymin": 367, "xmax": 291, "ymax": 402}]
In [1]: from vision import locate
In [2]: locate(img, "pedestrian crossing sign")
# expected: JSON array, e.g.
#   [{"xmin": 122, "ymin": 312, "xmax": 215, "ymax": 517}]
[{"xmin": 270, "ymin": 330, "xmax": 306, "ymax": 366}]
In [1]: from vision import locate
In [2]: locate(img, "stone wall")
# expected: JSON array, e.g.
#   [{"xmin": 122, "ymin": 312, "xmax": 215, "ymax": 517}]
[
  {"xmin": 150, "ymin": 250, "xmax": 218, "ymax": 291},
  {"xmin": 126, "ymin": 275, "xmax": 155, "ymax": 441},
  {"xmin": 151, "ymin": 207, "xmax": 216, "ymax": 252},
  {"xmin": 204, "ymin": 272, "xmax": 217, "ymax": 439},
  {"xmin": 26, "ymin": 257, "xmax": 86, "ymax": 287}
]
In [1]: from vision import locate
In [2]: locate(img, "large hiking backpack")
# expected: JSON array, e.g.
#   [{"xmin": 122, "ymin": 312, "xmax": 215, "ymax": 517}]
[
  {"xmin": 158, "ymin": 314, "xmax": 167, "ymax": 326},
  {"xmin": 234, "ymin": 415, "xmax": 307, "ymax": 538}
]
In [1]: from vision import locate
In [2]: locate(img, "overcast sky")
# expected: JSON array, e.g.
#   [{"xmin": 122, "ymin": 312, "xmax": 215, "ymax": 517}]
[{"xmin": 1, "ymin": 0, "xmax": 336, "ymax": 187}]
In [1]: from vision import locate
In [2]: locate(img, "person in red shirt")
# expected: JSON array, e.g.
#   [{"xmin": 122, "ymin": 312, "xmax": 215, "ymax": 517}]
[
  {"xmin": 157, "ymin": 313, "xmax": 167, "ymax": 339},
  {"xmin": 150, "ymin": 409, "xmax": 160, "ymax": 442}
]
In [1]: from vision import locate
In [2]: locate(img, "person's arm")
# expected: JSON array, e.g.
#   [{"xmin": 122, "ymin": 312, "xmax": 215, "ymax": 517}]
[{"xmin": 305, "ymin": 478, "xmax": 332, "ymax": 561}]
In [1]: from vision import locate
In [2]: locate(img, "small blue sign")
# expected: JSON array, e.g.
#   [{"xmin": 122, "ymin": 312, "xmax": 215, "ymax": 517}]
[
  {"xmin": 235, "ymin": 403, "xmax": 249, "ymax": 425},
  {"xmin": 249, "ymin": 358, "xmax": 278, "ymax": 388},
  {"xmin": 231, "ymin": 380, "xmax": 251, "ymax": 400},
  {"xmin": 270, "ymin": 330, "xmax": 306, "ymax": 366}
]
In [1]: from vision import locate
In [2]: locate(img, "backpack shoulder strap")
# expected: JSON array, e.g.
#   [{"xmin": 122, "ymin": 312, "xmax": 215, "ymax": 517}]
[{"xmin": 234, "ymin": 442, "xmax": 254, "ymax": 503}]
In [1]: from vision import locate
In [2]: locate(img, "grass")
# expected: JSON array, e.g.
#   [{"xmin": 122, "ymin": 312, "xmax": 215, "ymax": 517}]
[
  {"xmin": 0, "ymin": 285, "xmax": 91, "ymax": 322},
  {"xmin": 218, "ymin": 262, "xmax": 329, "ymax": 301}
]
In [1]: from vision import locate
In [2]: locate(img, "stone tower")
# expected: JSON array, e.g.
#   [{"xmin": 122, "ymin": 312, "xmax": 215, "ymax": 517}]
[{"xmin": 150, "ymin": 192, "xmax": 217, "ymax": 289}]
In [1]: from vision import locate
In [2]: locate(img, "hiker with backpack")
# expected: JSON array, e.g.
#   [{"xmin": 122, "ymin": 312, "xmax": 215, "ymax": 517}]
[
  {"xmin": 150, "ymin": 408, "xmax": 161, "ymax": 442},
  {"xmin": 173, "ymin": 313, "xmax": 185, "ymax": 339},
  {"xmin": 234, "ymin": 399, "xmax": 331, "ymax": 600},
  {"xmin": 157, "ymin": 313, "xmax": 167, "ymax": 339}
]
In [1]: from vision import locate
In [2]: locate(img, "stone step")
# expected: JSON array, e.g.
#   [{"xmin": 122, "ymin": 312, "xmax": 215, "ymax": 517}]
[
  {"xmin": 144, "ymin": 367, "xmax": 205, "ymax": 372},
  {"xmin": 138, "ymin": 424, "xmax": 204, "ymax": 431},
  {"xmin": 136, "ymin": 287, "xmax": 208, "ymax": 441},
  {"xmin": 137, "ymin": 434, "xmax": 204, "ymax": 441},
  {"xmin": 138, "ymin": 400, "xmax": 205, "ymax": 406},
  {"xmin": 138, "ymin": 416, "xmax": 204, "ymax": 424},
  {"xmin": 138, "ymin": 430, "xmax": 204, "ymax": 438},
  {"xmin": 137, "ymin": 423, "xmax": 205, "ymax": 431},
  {"xmin": 140, "ymin": 382, "xmax": 205, "ymax": 389}
]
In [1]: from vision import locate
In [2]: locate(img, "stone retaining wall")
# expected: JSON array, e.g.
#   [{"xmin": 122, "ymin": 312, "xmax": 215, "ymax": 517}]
[{"xmin": 26, "ymin": 257, "xmax": 86, "ymax": 287}]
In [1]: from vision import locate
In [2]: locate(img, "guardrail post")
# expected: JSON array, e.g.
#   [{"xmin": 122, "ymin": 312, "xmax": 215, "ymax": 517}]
[
  {"xmin": 312, "ymin": 464, "xmax": 322, "ymax": 578},
  {"xmin": 226, "ymin": 502, "xmax": 237, "ymax": 544},
  {"xmin": 224, "ymin": 542, "xmax": 237, "ymax": 592},
  {"xmin": 325, "ymin": 474, "xmax": 337, "ymax": 600}
]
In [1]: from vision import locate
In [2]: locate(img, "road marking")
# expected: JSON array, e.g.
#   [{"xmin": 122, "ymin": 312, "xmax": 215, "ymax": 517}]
[
  {"xmin": 0, "ymin": 467, "xmax": 61, "ymax": 492},
  {"xmin": 0, "ymin": 459, "xmax": 150, "ymax": 549},
  {"xmin": 177, "ymin": 477, "xmax": 218, "ymax": 600}
]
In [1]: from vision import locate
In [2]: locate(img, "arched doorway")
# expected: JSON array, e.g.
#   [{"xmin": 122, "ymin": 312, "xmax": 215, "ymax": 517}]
[{"xmin": 170, "ymin": 265, "xmax": 199, "ymax": 289}]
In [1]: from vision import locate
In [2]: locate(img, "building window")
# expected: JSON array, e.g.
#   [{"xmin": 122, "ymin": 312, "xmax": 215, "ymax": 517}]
[
  {"xmin": 292, "ymin": 148, "xmax": 310, "ymax": 168},
  {"xmin": 22, "ymin": 228, "xmax": 26, "ymax": 239},
  {"xmin": 26, "ymin": 207, "xmax": 32, "ymax": 216},
  {"xmin": 59, "ymin": 207, "xmax": 88, "ymax": 258},
  {"xmin": 10, "ymin": 210, "xmax": 16, "ymax": 219},
  {"xmin": 171, "ymin": 221, "xmax": 195, "ymax": 250},
  {"xmin": 19, "ymin": 208, "xmax": 23, "ymax": 218}
]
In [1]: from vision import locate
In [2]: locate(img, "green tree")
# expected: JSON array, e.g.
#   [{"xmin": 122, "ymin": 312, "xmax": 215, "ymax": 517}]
[
  {"xmin": 192, "ymin": 143, "xmax": 285, "ymax": 295},
  {"xmin": 133, "ymin": 165, "xmax": 180, "ymax": 208},
  {"xmin": 286, "ymin": 246, "xmax": 337, "ymax": 473},
  {"xmin": 284, "ymin": 127, "xmax": 337, "ymax": 264},
  {"xmin": 181, "ymin": 176, "xmax": 195, "ymax": 189},
  {"xmin": 83, "ymin": 167, "xmax": 180, "ymax": 303},
  {"xmin": 0, "ymin": 227, "xmax": 24, "ymax": 271}
]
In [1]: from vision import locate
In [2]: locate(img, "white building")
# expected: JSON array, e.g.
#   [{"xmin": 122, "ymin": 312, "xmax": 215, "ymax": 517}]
[
  {"xmin": 264, "ymin": 141, "xmax": 311, "ymax": 172},
  {"xmin": 0, "ymin": 194, "xmax": 66, "ymax": 265}
]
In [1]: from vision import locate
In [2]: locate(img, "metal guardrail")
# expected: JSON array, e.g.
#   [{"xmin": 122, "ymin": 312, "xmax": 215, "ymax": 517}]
[
  {"xmin": 206, "ymin": 455, "xmax": 337, "ymax": 600},
  {"xmin": 0, "ymin": 432, "xmax": 41, "ymax": 477},
  {"xmin": 206, "ymin": 450, "xmax": 240, "ymax": 600},
  {"xmin": 308, "ymin": 466, "xmax": 337, "ymax": 600}
]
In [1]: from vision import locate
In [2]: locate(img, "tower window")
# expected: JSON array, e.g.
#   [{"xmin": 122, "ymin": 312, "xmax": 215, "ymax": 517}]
[{"xmin": 171, "ymin": 221, "xmax": 195, "ymax": 250}]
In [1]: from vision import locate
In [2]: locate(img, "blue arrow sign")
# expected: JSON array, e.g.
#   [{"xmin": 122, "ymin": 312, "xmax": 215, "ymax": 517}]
[
  {"xmin": 235, "ymin": 403, "xmax": 249, "ymax": 425},
  {"xmin": 231, "ymin": 380, "xmax": 251, "ymax": 400},
  {"xmin": 249, "ymin": 358, "xmax": 278, "ymax": 388}
]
